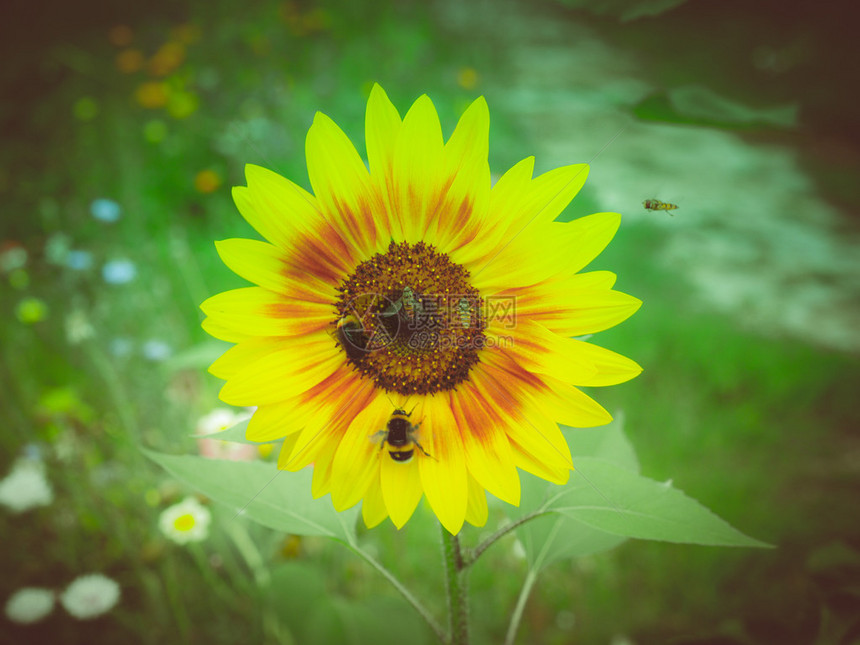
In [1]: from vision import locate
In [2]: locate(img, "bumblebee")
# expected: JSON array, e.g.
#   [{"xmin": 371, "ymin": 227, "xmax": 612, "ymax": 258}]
[
  {"xmin": 643, "ymin": 199, "xmax": 679, "ymax": 214},
  {"xmin": 334, "ymin": 314, "xmax": 368, "ymax": 361},
  {"xmin": 372, "ymin": 408, "xmax": 432, "ymax": 463}
]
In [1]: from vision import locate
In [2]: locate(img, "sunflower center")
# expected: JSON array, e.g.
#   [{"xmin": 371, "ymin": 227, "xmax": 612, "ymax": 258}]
[{"xmin": 333, "ymin": 241, "xmax": 485, "ymax": 395}]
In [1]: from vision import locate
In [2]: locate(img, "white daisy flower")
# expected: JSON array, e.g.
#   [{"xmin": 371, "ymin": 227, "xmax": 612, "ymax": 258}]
[
  {"xmin": 65, "ymin": 309, "xmax": 95, "ymax": 345},
  {"xmin": 194, "ymin": 407, "xmax": 250, "ymax": 435},
  {"xmin": 0, "ymin": 459, "xmax": 53, "ymax": 513},
  {"xmin": 158, "ymin": 496, "xmax": 212, "ymax": 544},
  {"xmin": 4, "ymin": 587, "xmax": 55, "ymax": 624},
  {"xmin": 59, "ymin": 574, "xmax": 120, "ymax": 620}
]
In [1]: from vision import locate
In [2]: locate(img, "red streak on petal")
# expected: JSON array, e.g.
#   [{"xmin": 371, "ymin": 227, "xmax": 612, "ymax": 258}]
[{"xmin": 284, "ymin": 225, "xmax": 351, "ymax": 285}]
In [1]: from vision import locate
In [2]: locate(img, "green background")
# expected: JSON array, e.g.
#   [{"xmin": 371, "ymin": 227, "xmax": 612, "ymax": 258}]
[{"xmin": 1, "ymin": 0, "xmax": 858, "ymax": 643}]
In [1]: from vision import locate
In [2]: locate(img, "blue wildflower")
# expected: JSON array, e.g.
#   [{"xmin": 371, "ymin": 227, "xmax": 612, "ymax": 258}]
[
  {"xmin": 142, "ymin": 339, "xmax": 171, "ymax": 361},
  {"xmin": 66, "ymin": 250, "xmax": 94, "ymax": 271},
  {"xmin": 101, "ymin": 259, "xmax": 136, "ymax": 284},
  {"xmin": 90, "ymin": 198, "xmax": 121, "ymax": 223},
  {"xmin": 109, "ymin": 338, "xmax": 133, "ymax": 357}
]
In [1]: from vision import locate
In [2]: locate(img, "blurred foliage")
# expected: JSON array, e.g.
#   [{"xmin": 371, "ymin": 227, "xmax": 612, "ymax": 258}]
[
  {"xmin": 549, "ymin": 0, "xmax": 690, "ymax": 22},
  {"xmin": 2, "ymin": 0, "xmax": 859, "ymax": 643}
]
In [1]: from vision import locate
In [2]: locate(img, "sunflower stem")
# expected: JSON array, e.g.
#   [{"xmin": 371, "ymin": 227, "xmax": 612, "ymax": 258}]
[{"xmin": 441, "ymin": 525, "xmax": 469, "ymax": 645}]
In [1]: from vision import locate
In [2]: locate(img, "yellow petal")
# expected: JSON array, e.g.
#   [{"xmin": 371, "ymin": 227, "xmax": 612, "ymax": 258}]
[
  {"xmin": 480, "ymin": 161, "xmax": 587, "ymax": 257},
  {"xmin": 505, "ymin": 399, "xmax": 573, "ymax": 474},
  {"xmin": 473, "ymin": 212, "xmax": 621, "ymax": 291},
  {"xmin": 528, "ymin": 378, "xmax": 614, "ymax": 428},
  {"xmin": 282, "ymin": 374, "xmax": 377, "ymax": 470},
  {"xmin": 209, "ymin": 337, "xmax": 280, "ymax": 380},
  {"xmin": 219, "ymin": 340, "xmax": 342, "ymax": 406},
  {"xmin": 524, "ymin": 163, "xmax": 589, "ymax": 227},
  {"xmin": 561, "ymin": 270, "xmax": 617, "ymax": 291},
  {"xmin": 452, "ymin": 156, "xmax": 534, "ymax": 268},
  {"xmin": 452, "ymin": 391, "xmax": 520, "ymax": 506},
  {"xmin": 215, "ymin": 238, "xmax": 287, "ymax": 293},
  {"xmin": 233, "ymin": 165, "xmax": 318, "ymax": 248},
  {"xmin": 434, "ymin": 96, "xmax": 491, "ymax": 254},
  {"xmin": 246, "ymin": 401, "xmax": 308, "ymax": 442},
  {"xmin": 200, "ymin": 287, "xmax": 331, "ymax": 338},
  {"xmin": 509, "ymin": 438, "xmax": 571, "ymax": 485},
  {"xmin": 362, "ymin": 473, "xmax": 389, "ymax": 528},
  {"xmin": 200, "ymin": 316, "xmax": 253, "ymax": 343},
  {"xmin": 329, "ymin": 397, "xmax": 390, "ymax": 511},
  {"xmin": 563, "ymin": 339, "xmax": 643, "ymax": 386},
  {"xmin": 488, "ymin": 157, "xmax": 535, "ymax": 232},
  {"xmin": 525, "ymin": 289, "xmax": 641, "ymax": 337},
  {"xmin": 393, "ymin": 95, "xmax": 444, "ymax": 241},
  {"xmin": 504, "ymin": 322, "xmax": 598, "ymax": 385},
  {"xmin": 280, "ymin": 421, "xmax": 340, "ymax": 472},
  {"xmin": 380, "ymin": 450, "xmax": 424, "ymax": 529},
  {"xmin": 274, "ymin": 433, "xmax": 302, "ymax": 471},
  {"xmin": 365, "ymin": 84, "xmax": 403, "ymax": 239},
  {"xmin": 465, "ymin": 473, "xmax": 489, "ymax": 527},
  {"xmin": 418, "ymin": 397, "xmax": 468, "ymax": 535},
  {"xmin": 305, "ymin": 112, "xmax": 384, "ymax": 255},
  {"xmin": 311, "ymin": 438, "xmax": 338, "ymax": 499}
]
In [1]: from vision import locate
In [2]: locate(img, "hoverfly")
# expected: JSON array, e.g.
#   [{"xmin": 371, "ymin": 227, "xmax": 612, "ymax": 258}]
[
  {"xmin": 399, "ymin": 286, "xmax": 423, "ymax": 322},
  {"xmin": 457, "ymin": 298, "xmax": 472, "ymax": 329},
  {"xmin": 642, "ymin": 199, "xmax": 679, "ymax": 215}
]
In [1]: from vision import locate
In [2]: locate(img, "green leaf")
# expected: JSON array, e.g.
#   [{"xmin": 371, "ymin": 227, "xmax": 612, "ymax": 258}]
[
  {"xmin": 503, "ymin": 416, "xmax": 638, "ymax": 567},
  {"xmin": 667, "ymin": 85, "xmax": 798, "ymax": 129},
  {"xmin": 163, "ymin": 340, "xmax": 230, "ymax": 372},
  {"xmin": 550, "ymin": 0, "xmax": 691, "ymax": 21},
  {"xmin": 144, "ymin": 449, "xmax": 357, "ymax": 540},
  {"xmin": 564, "ymin": 412, "xmax": 640, "ymax": 473},
  {"xmin": 547, "ymin": 457, "xmax": 771, "ymax": 547},
  {"xmin": 635, "ymin": 85, "xmax": 798, "ymax": 130},
  {"xmin": 517, "ymin": 512, "xmax": 628, "ymax": 570}
]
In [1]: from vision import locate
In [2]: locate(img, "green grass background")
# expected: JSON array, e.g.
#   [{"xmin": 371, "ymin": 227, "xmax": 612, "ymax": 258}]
[{"xmin": 2, "ymin": 0, "xmax": 859, "ymax": 643}]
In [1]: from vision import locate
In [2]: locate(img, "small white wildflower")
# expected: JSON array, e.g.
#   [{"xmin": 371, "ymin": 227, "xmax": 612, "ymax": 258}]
[
  {"xmin": 60, "ymin": 574, "xmax": 120, "ymax": 620},
  {"xmin": 4, "ymin": 588, "xmax": 55, "ymax": 624},
  {"xmin": 65, "ymin": 309, "xmax": 95, "ymax": 345},
  {"xmin": 159, "ymin": 497, "xmax": 212, "ymax": 544},
  {"xmin": 195, "ymin": 408, "xmax": 249, "ymax": 435},
  {"xmin": 0, "ymin": 459, "xmax": 53, "ymax": 513}
]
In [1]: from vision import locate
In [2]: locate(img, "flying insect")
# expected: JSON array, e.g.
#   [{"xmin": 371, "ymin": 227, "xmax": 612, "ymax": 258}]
[
  {"xmin": 371, "ymin": 408, "xmax": 432, "ymax": 463},
  {"xmin": 642, "ymin": 199, "xmax": 679, "ymax": 214}
]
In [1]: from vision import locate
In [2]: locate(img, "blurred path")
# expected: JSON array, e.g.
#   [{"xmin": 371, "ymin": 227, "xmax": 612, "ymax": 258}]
[{"xmin": 440, "ymin": 0, "xmax": 860, "ymax": 353}]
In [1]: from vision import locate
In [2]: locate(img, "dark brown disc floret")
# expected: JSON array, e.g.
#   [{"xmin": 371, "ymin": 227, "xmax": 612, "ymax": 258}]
[{"xmin": 332, "ymin": 241, "xmax": 485, "ymax": 396}]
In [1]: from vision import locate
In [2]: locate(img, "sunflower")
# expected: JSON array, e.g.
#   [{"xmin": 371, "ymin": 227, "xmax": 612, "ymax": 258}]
[{"xmin": 201, "ymin": 85, "xmax": 641, "ymax": 535}]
